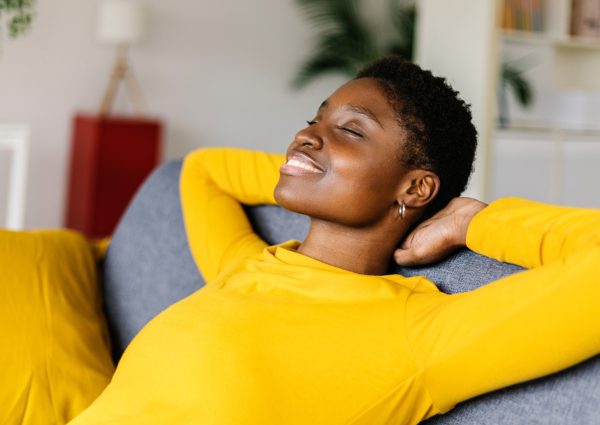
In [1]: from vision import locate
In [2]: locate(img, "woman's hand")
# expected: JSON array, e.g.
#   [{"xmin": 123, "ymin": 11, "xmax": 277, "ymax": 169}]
[{"xmin": 394, "ymin": 197, "xmax": 487, "ymax": 266}]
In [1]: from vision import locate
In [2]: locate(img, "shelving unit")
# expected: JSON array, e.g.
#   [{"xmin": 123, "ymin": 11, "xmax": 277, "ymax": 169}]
[
  {"xmin": 494, "ymin": 0, "xmax": 600, "ymax": 208},
  {"xmin": 499, "ymin": 0, "xmax": 600, "ymax": 91},
  {"xmin": 415, "ymin": 0, "xmax": 599, "ymax": 206}
]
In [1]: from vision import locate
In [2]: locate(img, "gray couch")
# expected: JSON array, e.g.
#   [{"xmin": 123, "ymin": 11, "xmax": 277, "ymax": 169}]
[{"xmin": 101, "ymin": 160, "xmax": 600, "ymax": 424}]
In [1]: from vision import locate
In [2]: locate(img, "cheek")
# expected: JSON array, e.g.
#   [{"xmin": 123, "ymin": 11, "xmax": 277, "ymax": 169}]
[
  {"xmin": 334, "ymin": 152, "xmax": 398, "ymax": 194},
  {"xmin": 327, "ymin": 166, "xmax": 394, "ymax": 222},
  {"xmin": 328, "ymin": 150, "xmax": 405, "ymax": 223}
]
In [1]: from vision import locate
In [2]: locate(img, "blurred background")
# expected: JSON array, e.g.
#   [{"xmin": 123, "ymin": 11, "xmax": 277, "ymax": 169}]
[{"xmin": 1, "ymin": 0, "xmax": 599, "ymax": 235}]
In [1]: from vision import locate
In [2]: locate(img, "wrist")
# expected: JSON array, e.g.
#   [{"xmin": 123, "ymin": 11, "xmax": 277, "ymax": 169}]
[{"xmin": 451, "ymin": 197, "xmax": 488, "ymax": 246}]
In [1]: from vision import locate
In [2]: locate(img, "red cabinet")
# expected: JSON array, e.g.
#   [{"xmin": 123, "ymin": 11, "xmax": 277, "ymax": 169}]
[{"xmin": 65, "ymin": 114, "xmax": 162, "ymax": 239}]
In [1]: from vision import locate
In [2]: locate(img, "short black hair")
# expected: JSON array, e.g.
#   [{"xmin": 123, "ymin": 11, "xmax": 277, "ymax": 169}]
[{"xmin": 356, "ymin": 56, "xmax": 477, "ymax": 220}]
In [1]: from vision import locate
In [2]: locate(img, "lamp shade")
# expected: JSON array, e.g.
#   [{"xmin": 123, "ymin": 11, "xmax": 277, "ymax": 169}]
[{"xmin": 97, "ymin": 0, "xmax": 144, "ymax": 45}]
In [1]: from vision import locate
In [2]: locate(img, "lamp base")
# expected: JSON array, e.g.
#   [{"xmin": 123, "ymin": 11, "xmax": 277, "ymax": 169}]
[{"xmin": 99, "ymin": 45, "xmax": 147, "ymax": 116}]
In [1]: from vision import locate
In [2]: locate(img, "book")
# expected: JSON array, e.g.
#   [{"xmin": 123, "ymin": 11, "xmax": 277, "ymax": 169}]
[{"xmin": 501, "ymin": 0, "xmax": 544, "ymax": 32}]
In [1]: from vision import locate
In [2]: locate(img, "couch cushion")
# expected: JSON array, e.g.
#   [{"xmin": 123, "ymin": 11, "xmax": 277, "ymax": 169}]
[
  {"xmin": 103, "ymin": 160, "xmax": 203, "ymax": 361},
  {"xmin": 0, "ymin": 229, "xmax": 114, "ymax": 424}
]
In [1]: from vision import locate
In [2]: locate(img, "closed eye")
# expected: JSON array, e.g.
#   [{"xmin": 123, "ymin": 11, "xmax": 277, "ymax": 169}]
[
  {"xmin": 339, "ymin": 127, "xmax": 363, "ymax": 138},
  {"xmin": 306, "ymin": 120, "xmax": 363, "ymax": 138}
]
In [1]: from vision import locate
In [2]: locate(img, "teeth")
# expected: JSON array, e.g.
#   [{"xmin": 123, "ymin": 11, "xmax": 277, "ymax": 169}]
[{"xmin": 286, "ymin": 158, "xmax": 321, "ymax": 172}]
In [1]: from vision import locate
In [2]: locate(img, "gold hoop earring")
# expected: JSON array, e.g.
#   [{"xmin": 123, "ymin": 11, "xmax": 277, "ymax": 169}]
[{"xmin": 398, "ymin": 201, "xmax": 406, "ymax": 219}]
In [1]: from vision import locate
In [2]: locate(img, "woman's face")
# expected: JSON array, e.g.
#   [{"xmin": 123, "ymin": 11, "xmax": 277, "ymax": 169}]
[{"xmin": 274, "ymin": 77, "xmax": 413, "ymax": 227}]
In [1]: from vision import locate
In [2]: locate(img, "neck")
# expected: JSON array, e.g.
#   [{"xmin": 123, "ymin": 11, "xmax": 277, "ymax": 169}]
[{"xmin": 297, "ymin": 218, "xmax": 407, "ymax": 275}]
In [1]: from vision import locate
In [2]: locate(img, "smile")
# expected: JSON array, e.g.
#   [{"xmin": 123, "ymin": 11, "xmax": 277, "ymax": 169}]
[{"xmin": 280, "ymin": 154, "xmax": 324, "ymax": 176}]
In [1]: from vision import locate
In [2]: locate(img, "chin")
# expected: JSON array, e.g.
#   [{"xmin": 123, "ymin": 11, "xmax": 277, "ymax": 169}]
[
  {"xmin": 274, "ymin": 176, "xmax": 329, "ymax": 220},
  {"xmin": 274, "ymin": 180, "xmax": 310, "ymax": 215}
]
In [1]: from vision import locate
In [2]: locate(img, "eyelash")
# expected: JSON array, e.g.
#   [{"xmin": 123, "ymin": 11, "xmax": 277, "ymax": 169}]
[
  {"xmin": 305, "ymin": 120, "xmax": 363, "ymax": 138},
  {"xmin": 339, "ymin": 127, "xmax": 363, "ymax": 138}
]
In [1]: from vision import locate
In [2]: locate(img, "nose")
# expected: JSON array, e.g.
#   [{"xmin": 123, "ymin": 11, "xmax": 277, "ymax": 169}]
[{"xmin": 294, "ymin": 125, "xmax": 324, "ymax": 150}]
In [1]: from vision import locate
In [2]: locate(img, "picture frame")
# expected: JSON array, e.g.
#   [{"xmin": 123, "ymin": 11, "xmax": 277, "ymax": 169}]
[{"xmin": 0, "ymin": 124, "xmax": 29, "ymax": 229}]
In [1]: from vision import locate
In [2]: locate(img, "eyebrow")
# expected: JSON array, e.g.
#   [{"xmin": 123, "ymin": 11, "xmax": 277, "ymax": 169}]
[{"xmin": 318, "ymin": 100, "xmax": 383, "ymax": 129}]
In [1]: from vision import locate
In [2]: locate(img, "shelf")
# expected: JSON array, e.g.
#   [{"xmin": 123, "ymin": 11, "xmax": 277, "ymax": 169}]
[
  {"xmin": 500, "ymin": 29, "xmax": 551, "ymax": 46},
  {"xmin": 500, "ymin": 29, "xmax": 600, "ymax": 51},
  {"xmin": 496, "ymin": 124, "xmax": 600, "ymax": 138},
  {"xmin": 554, "ymin": 36, "xmax": 600, "ymax": 50}
]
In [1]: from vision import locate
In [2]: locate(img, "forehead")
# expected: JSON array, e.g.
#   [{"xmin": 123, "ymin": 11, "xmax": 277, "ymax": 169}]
[{"xmin": 323, "ymin": 78, "xmax": 396, "ymax": 121}]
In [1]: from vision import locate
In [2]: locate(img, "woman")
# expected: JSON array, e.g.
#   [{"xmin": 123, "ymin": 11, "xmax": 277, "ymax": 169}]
[{"xmin": 70, "ymin": 57, "xmax": 600, "ymax": 424}]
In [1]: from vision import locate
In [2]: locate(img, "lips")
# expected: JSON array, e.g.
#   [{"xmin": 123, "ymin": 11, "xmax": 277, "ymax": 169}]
[{"xmin": 280, "ymin": 152, "xmax": 324, "ymax": 176}]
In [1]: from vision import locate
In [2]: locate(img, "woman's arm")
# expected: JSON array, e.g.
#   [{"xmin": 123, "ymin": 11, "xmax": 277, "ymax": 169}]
[
  {"xmin": 403, "ymin": 197, "xmax": 600, "ymax": 416},
  {"xmin": 466, "ymin": 197, "xmax": 600, "ymax": 268},
  {"xmin": 180, "ymin": 148, "xmax": 285, "ymax": 282}
]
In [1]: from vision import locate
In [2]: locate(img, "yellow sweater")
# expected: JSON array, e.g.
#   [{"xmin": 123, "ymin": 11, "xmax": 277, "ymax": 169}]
[{"xmin": 71, "ymin": 148, "xmax": 600, "ymax": 425}]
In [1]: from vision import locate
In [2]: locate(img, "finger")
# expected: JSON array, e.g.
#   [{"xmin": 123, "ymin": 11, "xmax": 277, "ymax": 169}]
[
  {"xmin": 394, "ymin": 248, "xmax": 422, "ymax": 267},
  {"xmin": 399, "ymin": 231, "xmax": 415, "ymax": 250}
]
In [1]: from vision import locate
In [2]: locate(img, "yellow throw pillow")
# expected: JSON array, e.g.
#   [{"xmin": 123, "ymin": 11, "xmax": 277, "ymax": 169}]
[{"xmin": 0, "ymin": 229, "xmax": 115, "ymax": 424}]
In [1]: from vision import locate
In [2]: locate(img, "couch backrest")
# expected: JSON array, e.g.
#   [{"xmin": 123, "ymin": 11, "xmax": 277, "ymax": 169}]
[{"xmin": 103, "ymin": 160, "xmax": 600, "ymax": 424}]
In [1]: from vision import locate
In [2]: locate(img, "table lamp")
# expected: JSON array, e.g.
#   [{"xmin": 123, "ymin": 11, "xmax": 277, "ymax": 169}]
[
  {"xmin": 96, "ymin": 0, "xmax": 146, "ymax": 116},
  {"xmin": 65, "ymin": 0, "xmax": 161, "ymax": 238}
]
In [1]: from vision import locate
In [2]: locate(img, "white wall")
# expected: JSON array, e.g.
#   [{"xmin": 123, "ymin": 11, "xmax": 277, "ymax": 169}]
[
  {"xmin": 415, "ymin": 0, "xmax": 500, "ymax": 201},
  {"xmin": 0, "ymin": 0, "xmax": 348, "ymax": 229}
]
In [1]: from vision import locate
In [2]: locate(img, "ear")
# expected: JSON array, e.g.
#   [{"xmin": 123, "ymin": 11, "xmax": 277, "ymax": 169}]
[{"xmin": 396, "ymin": 169, "xmax": 440, "ymax": 209}]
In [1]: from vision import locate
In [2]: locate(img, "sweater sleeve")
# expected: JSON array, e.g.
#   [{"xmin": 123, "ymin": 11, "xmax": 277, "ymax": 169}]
[
  {"xmin": 405, "ymin": 197, "xmax": 600, "ymax": 416},
  {"xmin": 179, "ymin": 147, "xmax": 286, "ymax": 282}
]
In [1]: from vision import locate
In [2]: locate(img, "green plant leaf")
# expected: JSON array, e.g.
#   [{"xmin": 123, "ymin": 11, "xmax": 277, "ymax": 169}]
[
  {"xmin": 293, "ymin": 0, "xmax": 379, "ymax": 88},
  {"xmin": 1, "ymin": 0, "xmax": 35, "ymax": 39},
  {"xmin": 386, "ymin": 0, "xmax": 416, "ymax": 60},
  {"xmin": 502, "ymin": 63, "xmax": 533, "ymax": 107}
]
